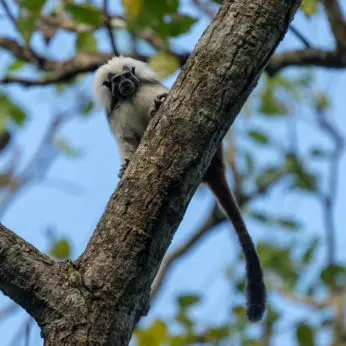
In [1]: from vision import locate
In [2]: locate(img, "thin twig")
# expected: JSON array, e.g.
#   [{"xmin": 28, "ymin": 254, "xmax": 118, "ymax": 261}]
[
  {"xmin": 0, "ymin": 0, "xmax": 17, "ymax": 30},
  {"xmin": 315, "ymin": 107, "xmax": 344, "ymax": 266},
  {"xmin": 320, "ymin": 0, "xmax": 346, "ymax": 51},
  {"xmin": 103, "ymin": 0, "xmax": 118, "ymax": 56},
  {"xmin": 288, "ymin": 24, "xmax": 312, "ymax": 48},
  {"xmin": 274, "ymin": 286, "xmax": 329, "ymax": 308}
]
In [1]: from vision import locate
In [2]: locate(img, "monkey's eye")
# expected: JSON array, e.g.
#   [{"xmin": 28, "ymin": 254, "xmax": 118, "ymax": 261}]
[
  {"xmin": 123, "ymin": 72, "xmax": 132, "ymax": 78},
  {"xmin": 111, "ymin": 75, "xmax": 121, "ymax": 84},
  {"xmin": 131, "ymin": 66, "xmax": 135, "ymax": 74}
]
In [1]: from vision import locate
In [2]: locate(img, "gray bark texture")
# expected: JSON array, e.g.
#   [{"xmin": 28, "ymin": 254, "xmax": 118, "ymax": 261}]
[{"xmin": 0, "ymin": 0, "xmax": 301, "ymax": 345}]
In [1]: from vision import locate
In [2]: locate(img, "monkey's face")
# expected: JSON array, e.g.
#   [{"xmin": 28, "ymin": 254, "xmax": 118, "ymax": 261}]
[{"xmin": 103, "ymin": 65, "xmax": 140, "ymax": 100}]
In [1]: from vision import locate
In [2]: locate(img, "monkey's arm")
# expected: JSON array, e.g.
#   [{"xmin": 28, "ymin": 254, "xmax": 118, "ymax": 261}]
[{"xmin": 149, "ymin": 93, "xmax": 168, "ymax": 118}]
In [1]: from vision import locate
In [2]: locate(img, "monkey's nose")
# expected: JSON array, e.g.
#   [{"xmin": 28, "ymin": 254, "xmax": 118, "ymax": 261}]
[{"xmin": 119, "ymin": 80, "xmax": 135, "ymax": 97}]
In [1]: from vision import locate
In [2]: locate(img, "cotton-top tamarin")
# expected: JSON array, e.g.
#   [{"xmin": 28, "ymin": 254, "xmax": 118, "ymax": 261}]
[{"xmin": 93, "ymin": 56, "xmax": 266, "ymax": 322}]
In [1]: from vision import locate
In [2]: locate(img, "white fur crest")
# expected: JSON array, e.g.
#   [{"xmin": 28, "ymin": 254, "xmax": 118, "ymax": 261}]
[{"xmin": 92, "ymin": 56, "xmax": 158, "ymax": 110}]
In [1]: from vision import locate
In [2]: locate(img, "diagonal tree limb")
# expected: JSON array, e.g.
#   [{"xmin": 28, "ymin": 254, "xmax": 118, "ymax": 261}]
[
  {"xmin": 71, "ymin": 0, "xmax": 301, "ymax": 343},
  {"xmin": 0, "ymin": 224, "xmax": 62, "ymax": 321},
  {"xmin": 0, "ymin": 0, "xmax": 301, "ymax": 344}
]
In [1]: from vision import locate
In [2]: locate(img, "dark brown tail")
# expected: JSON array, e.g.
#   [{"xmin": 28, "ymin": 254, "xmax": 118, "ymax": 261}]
[{"xmin": 203, "ymin": 147, "xmax": 266, "ymax": 322}]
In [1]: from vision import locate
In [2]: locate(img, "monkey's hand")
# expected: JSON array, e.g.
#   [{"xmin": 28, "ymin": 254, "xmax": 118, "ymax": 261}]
[
  {"xmin": 118, "ymin": 158, "xmax": 130, "ymax": 179},
  {"xmin": 149, "ymin": 93, "xmax": 168, "ymax": 118}
]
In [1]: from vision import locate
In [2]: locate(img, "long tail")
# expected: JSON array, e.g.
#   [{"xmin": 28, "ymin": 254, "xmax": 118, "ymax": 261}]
[{"xmin": 206, "ymin": 171, "xmax": 266, "ymax": 322}]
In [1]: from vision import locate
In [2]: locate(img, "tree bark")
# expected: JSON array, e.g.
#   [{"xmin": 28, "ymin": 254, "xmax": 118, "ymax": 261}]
[{"xmin": 0, "ymin": 0, "xmax": 301, "ymax": 345}]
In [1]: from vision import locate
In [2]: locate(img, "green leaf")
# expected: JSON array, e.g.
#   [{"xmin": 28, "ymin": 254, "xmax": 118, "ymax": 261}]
[
  {"xmin": 175, "ymin": 311, "xmax": 194, "ymax": 331},
  {"xmin": 300, "ymin": 0, "xmax": 318, "ymax": 17},
  {"xmin": 135, "ymin": 319, "xmax": 168, "ymax": 346},
  {"xmin": 49, "ymin": 239, "xmax": 71, "ymax": 260},
  {"xmin": 164, "ymin": 14, "xmax": 197, "ymax": 37},
  {"xmin": 148, "ymin": 51, "xmax": 179, "ymax": 79},
  {"xmin": 17, "ymin": 9, "xmax": 37, "ymax": 45},
  {"xmin": 0, "ymin": 94, "xmax": 26, "ymax": 125},
  {"xmin": 285, "ymin": 153, "xmax": 318, "ymax": 192},
  {"xmin": 7, "ymin": 60, "xmax": 25, "ymax": 73},
  {"xmin": 320, "ymin": 264, "xmax": 346, "ymax": 287},
  {"xmin": 259, "ymin": 90, "xmax": 288, "ymax": 116},
  {"xmin": 53, "ymin": 138, "xmax": 82, "ymax": 158},
  {"xmin": 205, "ymin": 326, "xmax": 230, "ymax": 340},
  {"xmin": 248, "ymin": 130, "xmax": 270, "ymax": 145},
  {"xmin": 255, "ymin": 166, "xmax": 283, "ymax": 188},
  {"xmin": 296, "ymin": 323, "xmax": 314, "ymax": 346},
  {"xmin": 248, "ymin": 211, "xmax": 272, "ymax": 224},
  {"xmin": 276, "ymin": 217, "xmax": 301, "ymax": 230},
  {"xmin": 20, "ymin": 0, "xmax": 46, "ymax": 12},
  {"xmin": 302, "ymin": 238, "xmax": 319, "ymax": 264},
  {"xmin": 81, "ymin": 101, "xmax": 94, "ymax": 116},
  {"xmin": 242, "ymin": 339, "xmax": 263, "ymax": 346},
  {"xmin": 314, "ymin": 91, "xmax": 329, "ymax": 112},
  {"xmin": 232, "ymin": 305, "xmax": 246, "ymax": 320},
  {"xmin": 142, "ymin": 0, "xmax": 179, "ymax": 17},
  {"xmin": 266, "ymin": 306, "xmax": 280, "ymax": 326},
  {"xmin": 257, "ymin": 242, "xmax": 298, "ymax": 285},
  {"xmin": 150, "ymin": 320, "xmax": 167, "ymax": 341},
  {"xmin": 122, "ymin": 0, "xmax": 141, "ymax": 20},
  {"xmin": 124, "ymin": 0, "xmax": 184, "ymax": 36},
  {"xmin": 17, "ymin": 0, "xmax": 46, "ymax": 45},
  {"xmin": 310, "ymin": 148, "xmax": 329, "ymax": 158},
  {"xmin": 177, "ymin": 294, "xmax": 201, "ymax": 308},
  {"xmin": 66, "ymin": 3, "xmax": 102, "ymax": 26},
  {"xmin": 75, "ymin": 32, "xmax": 97, "ymax": 53}
]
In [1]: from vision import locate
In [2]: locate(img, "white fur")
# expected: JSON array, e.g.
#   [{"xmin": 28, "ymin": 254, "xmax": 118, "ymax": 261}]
[
  {"xmin": 93, "ymin": 56, "xmax": 168, "ymax": 162},
  {"xmin": 93, "ymin": 56, "xmax": 159, "ymax": 111}
]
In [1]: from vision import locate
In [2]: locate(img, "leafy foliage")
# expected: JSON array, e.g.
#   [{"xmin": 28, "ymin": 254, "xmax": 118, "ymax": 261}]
[
  {"xmin": 65, "ymin": 3, "xmax": 103, "ymax": 26},
  {"xmin": 0, "ymin": 0, "xmax": 343, "ymax": 345},
  {"xmin": 48, "ymin": 238, "xmax": 71, "ymax": 260}
]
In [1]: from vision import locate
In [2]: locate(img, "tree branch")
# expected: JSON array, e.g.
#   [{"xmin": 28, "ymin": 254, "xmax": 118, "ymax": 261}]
[
  {"xmin": 266, "ymin": 48, "xmax": 346, "ymax": 75},
  {"xmin": 0, "ymin": 224, "xmax": 59, "ymax": 320},
  {"xmin": 320, "ymin": 0, "xmax": 346, "ymax": 51},
  {"xmin": 288, "ymin": 24, "xmax": 312, "ymax": 48},
  {"xmin": 103, "ymin": 0, "xmax": 118, "ymax": 56},
  {"xmin": 315, "ymin": 107, "xmax": 344, "ymax": 265}
]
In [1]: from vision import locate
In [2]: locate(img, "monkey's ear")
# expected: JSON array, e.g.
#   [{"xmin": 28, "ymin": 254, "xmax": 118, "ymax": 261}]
[
  {"xmin": 102, "ymin": 80, "xmax": 111, "ymax": 89},
  {"xmin": 122, "ymin": 65, "xmax": 135, "ymax": 74}
]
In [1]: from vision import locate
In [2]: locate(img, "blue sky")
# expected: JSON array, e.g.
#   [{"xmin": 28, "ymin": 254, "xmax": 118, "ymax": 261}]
[{"xmin": 0, "ymin": 1, "xmax": 346, "ymax": 345}]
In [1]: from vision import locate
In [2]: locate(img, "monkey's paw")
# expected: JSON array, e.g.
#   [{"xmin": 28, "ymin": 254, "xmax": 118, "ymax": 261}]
[
  {"xmin": 149, "ymin": 93, "xmax": 168, "ymax": 118},
  {"xmin": 118, "ymin": 158, "xmax": 130, "ymax": 179}
]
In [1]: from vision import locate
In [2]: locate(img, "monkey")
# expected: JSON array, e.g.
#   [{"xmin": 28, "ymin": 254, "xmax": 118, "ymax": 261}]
[{"xmin": 93, "ymin": 56, "xmax": 266, "ymax": 322}]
